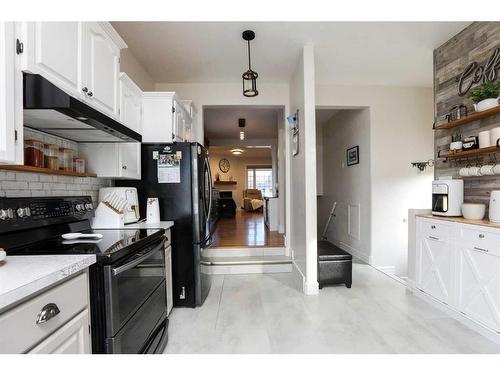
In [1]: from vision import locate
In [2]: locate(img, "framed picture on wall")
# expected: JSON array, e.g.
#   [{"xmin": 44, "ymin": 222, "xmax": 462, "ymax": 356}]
[{"xmin": 346, "ymin": 146, "xmax": 359, "ymax": 166}]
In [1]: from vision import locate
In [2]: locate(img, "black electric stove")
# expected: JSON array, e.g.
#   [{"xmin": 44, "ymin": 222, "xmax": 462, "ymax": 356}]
[{"xmin": 0, "ymin": 196, "xmax": 169, "ymax": 354}]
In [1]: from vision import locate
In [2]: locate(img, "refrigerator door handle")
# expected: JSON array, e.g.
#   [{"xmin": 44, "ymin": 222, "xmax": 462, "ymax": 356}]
[{"xmin": 205, "ymin": 156, "xmax": 213, "ymax": 221}]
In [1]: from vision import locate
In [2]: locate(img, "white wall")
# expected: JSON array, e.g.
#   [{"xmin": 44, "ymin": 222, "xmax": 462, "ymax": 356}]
[
  {"xmin": 317, "ymin": 109, "xmax": 372, "ymax": 263},
  {"xmin": 316, "ymin": 85, "xmax": 434, "ymax": 277},
  {"xmin": 289, "ymin": 45, "xmax": 318, "ymax": 294},
  {"xmin": 120, "ymin": 49, "xmax": 155, "ymax": 91}
]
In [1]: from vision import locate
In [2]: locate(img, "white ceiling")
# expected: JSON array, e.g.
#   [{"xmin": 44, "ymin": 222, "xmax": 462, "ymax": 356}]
[
  {"xmin": 112, "ymin": 21, "xmax": 469, "ymax": 86},
  {"xmin": 204, "ymin": 106, "xmax": 281, "ymax": 141}
]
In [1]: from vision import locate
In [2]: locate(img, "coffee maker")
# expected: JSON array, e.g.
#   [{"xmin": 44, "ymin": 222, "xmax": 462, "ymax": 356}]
[{"xmin": 432, "ymin": 179, "xmax": 464, "ymax": 217}]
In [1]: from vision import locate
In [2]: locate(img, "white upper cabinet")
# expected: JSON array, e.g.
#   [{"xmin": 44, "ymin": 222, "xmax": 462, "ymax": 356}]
[
  {"xmin": 142, "ymin": 93, "xmax": 193, "ymax": 143},
  {"xmin": 119, "ymin": 73, "xmax": 142, "ymax": 132},
  {"xmin": 21, "ymin": 22, "xmax": 83, "ymax": 97},
  {"xmin": 0, "ymin": 22, "xmax": 20, "ymax": 164},
  {"xmin": 182, "ymin": 100, "xmax": 197, "ymax": 142},
  {"xmin": 19, "ymin": 22, "xmax": 125, "ymax": 119},
  {"xmin": 82, "ymin": 22, "xmax": 121, "ymax": 118}
]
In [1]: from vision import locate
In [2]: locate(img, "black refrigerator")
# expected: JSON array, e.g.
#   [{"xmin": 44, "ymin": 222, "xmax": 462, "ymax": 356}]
[{"xmin": 116, "ymin": 142, "xmax": 214, "ymax": 307}]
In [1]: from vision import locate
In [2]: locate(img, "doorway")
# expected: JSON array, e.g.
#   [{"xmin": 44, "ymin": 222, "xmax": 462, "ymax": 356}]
[{"xmin": 203, "ymin": 106, "xmax": 287, "ymax": 252}]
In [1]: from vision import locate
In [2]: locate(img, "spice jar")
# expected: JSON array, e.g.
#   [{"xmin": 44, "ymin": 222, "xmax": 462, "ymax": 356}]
[
  {"xmin": 24, "ymin": 140, "xmax": 44, "ymax": 168},
  {"xmin": 73, "ymin": 158, "xmax": 85, "ymax": 174},
  {"xmin": 59, "ymin": 148, "xmax": 74, "ymax": 171},
  {"xmin": 44, "ymin": 144, "xmax": 59, "ymax": 170}
]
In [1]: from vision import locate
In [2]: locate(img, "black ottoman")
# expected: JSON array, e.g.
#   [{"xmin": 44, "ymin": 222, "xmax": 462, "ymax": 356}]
[{"xmin": 317, "ymin": 240, "xmax": 352, "ymax": 289}]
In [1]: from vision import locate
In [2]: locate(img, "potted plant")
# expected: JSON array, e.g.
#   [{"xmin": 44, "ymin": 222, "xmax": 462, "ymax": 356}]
[
  {"xmin": 450, "ymin": 132, "xmax": 463, "ymax": 152},
  {"xmin": 466, "ymin": 80, "xmax": 500, "ymax": 112}
]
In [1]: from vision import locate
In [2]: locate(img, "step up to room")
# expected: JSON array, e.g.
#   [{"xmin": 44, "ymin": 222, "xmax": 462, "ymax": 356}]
[{"xmin": 201, "ymin": 255, "xmax": 292, "ymax": 275}]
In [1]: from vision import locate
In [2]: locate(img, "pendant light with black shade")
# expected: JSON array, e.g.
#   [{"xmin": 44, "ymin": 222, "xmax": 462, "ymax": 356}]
[{"xmin": 242, "ymin": 30, "xmax": 258, "ymax": 97}]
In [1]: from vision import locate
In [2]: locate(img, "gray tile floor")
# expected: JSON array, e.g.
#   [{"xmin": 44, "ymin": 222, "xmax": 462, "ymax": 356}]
[{"xmin": 164, "ymin": 262, "xmax": 500, "ymax": 354}]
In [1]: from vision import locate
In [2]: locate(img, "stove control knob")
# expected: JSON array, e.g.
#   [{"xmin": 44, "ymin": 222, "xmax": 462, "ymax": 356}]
[
  {"xmin": 85, "ymin": 203, "xmax": 93, "ymax": 211},
  {"xmin": 25, "ymin": 207, "xmax": 31, "ymax": 217},
  {"xmin": 75, "ymin": 204, "xmax": 84, "ymax": 212},
  {"xmin": 0, "ymin": 209, "xmax": 8, "ymax": 220},
  {"xmin": 16, "ymin": 207, "xmax": 26, "ymax": 218},
  {"xmin": 7, "ymin": 208, "xmax": 14, "ymax": 219}
]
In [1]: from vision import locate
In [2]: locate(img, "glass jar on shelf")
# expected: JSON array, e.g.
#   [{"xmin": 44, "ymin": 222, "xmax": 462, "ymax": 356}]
[
  {"xmin": 44, "ymin": 144, "xmax": 59, "ymax": 170},
  {"xmin": 24, "ymin": 140, "xmax": 44, "ymax": 168},
  {"xmin": 73, "ymin": 158, "xmax": 85, "ymax": 174},
  {"xmin": 59, "ymin": 148, "xmax": 74, "ymax": 171}
]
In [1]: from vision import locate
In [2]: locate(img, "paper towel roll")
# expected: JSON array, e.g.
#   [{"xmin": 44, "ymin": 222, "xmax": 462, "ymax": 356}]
[
  {"xmin": 479, "ymin": 130, "xmax": 491, "ymax": 148},
  {"xmin": 490, "ymin": 127, "xmax": 500, "ymax": 147}
]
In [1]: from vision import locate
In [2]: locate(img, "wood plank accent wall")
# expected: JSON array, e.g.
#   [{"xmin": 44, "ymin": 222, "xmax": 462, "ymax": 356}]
[{"xmin": 434, "ymin": 22, "xmax": 500, "ymax": 207}]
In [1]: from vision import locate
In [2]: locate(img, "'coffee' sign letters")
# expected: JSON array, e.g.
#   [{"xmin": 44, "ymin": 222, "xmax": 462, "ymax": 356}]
[{"xmin": 457, "ymin": 48, "xmax": 500, "ymax": 96}]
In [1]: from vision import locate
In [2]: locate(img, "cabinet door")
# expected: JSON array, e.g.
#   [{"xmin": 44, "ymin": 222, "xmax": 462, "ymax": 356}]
[
  {"xmin": 119, "ymin": 73, "xmax": 142, "ymax": 132},
  {"xmin": 0, "ymin": 22, "xmax": 17, "ymax": 164},
  {"xmin": 173, "ymin": 99, "xmax": 185, "ymax": 142},
  {"xmin": 29, "ymin": 310, "xmax": 91, "ymax": 354},
  {"xmin": 457, "ymin": 243, "xmax": 500, "ymax": 332},
  {"xmin": 83, "ymin": 22, "xmax": 119, "ymax": 118},
  {"xmin": 416, "ymin": 230, "xmax": 453, "ymax": 304},
  {"xmin": 22, "ymin": 22, "xmax": 82, "ymax": 97},
  {"xmin": 119, "ymin": 143, "xmax": 141, "ymax": 179}
]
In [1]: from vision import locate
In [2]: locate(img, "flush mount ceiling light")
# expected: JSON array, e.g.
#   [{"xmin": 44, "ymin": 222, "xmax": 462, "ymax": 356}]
[
  {"xmin": 231, "ymin": 148, "xmax": 244, "ymax": 155},
  {"xmin": 242, "ymin": 30, "xmax": 258, "ymax": 97}
]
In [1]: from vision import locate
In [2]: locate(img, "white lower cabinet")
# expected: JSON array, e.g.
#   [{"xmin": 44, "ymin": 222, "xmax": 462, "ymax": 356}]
[
  {"xmin": 0, "ymin": 272, "xmax": 91, "ymax": 354},
  {"xmin": 29, "ymin": 310, "xmax": 90, "ymax": 354},
  {"xmin": 416, "ymin": 234, "xmax": 453, "ymax": 305},
  {"xmin": 415, "ymin": 217, "xmax": 500, "ymax": 338}
]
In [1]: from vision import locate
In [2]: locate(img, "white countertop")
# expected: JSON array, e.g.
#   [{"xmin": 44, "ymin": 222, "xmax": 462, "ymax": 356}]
[
  {"xmin": 0, "ymin": 255, "xmax": 96, "ymax": 312},
  {"xmin": 122, "ymin": 221, "xmax": 174, "ymax": 230}
]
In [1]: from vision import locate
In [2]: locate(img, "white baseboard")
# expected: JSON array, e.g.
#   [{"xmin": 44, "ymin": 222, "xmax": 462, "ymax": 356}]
[
  {"xmin": 331, "ymin": 239, "xmax": 372, "ymax": 264},
  {"xmin": 375, "ymin": 265, "xmax": 396, "ymax": 275},
  {"xmin": 409, "ymin": 285, "xmax": 500, "ymax": 346},
  {"xmin": 291, "ymin": 260, "xmax": 319, "ymax": 295}
]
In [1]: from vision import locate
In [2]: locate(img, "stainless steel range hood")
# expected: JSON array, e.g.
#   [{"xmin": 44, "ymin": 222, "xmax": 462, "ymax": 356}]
[{"xmin": 23, "ymin": 73, "xmax": 141, "ymax": 143}]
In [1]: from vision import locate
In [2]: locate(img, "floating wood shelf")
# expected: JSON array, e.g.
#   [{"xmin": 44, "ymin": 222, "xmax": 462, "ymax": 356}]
[
  {"xmin": 0, "ymin": 165, "xmax": 97, "ymax": 177},
  {"xmin": 435, "ymin": 105, "xmax": 500, "ymax": 130},
  {"xmin": 214, "ymin": 181, "xmax": 237, "ymax": 185},
  {"xmin": 440, "ymin": 146, "xmax": 500, "ymax": 159}
]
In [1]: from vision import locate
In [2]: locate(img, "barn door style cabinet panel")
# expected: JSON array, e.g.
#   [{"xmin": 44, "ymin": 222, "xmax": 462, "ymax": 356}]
[
  {"xmin": 19, "ymin": 21, "xmax": 125, "ymax": 119},
  {"xmin": 414, "ymin": 217, "xmax": 500, "ymax": 343}
]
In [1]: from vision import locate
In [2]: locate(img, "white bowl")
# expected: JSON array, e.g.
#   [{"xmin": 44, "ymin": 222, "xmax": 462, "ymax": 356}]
[{"xmin": 462, "ymin": 203, "xmax": 486, "ymax": 220}]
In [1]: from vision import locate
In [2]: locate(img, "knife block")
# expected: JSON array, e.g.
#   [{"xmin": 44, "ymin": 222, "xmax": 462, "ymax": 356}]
[{"xmin": 91, "ymin": 202, "xmax": 125, "ymax": 229}]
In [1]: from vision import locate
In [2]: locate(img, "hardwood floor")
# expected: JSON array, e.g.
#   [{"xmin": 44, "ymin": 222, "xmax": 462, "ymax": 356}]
[{"xmin": 210, "ymin": 208, "xmax": 285, "ymax": 248}]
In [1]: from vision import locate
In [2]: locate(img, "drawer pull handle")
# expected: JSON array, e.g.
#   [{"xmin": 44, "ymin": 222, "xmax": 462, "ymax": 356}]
[
  {"xmin": 36, "ymin": 303, "xmax": 60, "ymax": 324},
  {"xmin": 428, "ymin": 236, "xmax": 439, "ymax": 241},
  {"xmin": 431, "ymin": 225, "xmax": 436, "ymax": 229},
  {"xmin": 479, "ymin": 234, "xmax": 485, "ymax": 239},
  {"xmin": 473, "ymin": 246, "xmax": 489, "ymax": 253}
]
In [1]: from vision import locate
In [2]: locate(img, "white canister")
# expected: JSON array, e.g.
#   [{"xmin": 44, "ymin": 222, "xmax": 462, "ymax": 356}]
[
  {"xmin": 479, "ymin": 130, "xmax": 492, "ymax": 148},
  {"xmin": 490, "ymin": 126, "xmax": 500, "ymax": 147},
  {"xmin": 489, "ymin": 190, "xmax": 500, "ymax": 222},
  {"xmin": 146, "ymin": 197, "xmax": 161, "ymax": 223}
]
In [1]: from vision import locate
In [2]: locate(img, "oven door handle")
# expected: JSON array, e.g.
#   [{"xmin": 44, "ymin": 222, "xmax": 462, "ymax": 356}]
[{"xmin": 112, "ymin": 240, "xmax": 164, "ymax": 276}]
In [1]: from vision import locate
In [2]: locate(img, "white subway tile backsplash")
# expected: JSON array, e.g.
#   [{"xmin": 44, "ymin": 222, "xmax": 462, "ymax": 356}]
[{"xmin": 0, "ymin": 172, "xmax": 112, "ymax": 203}]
